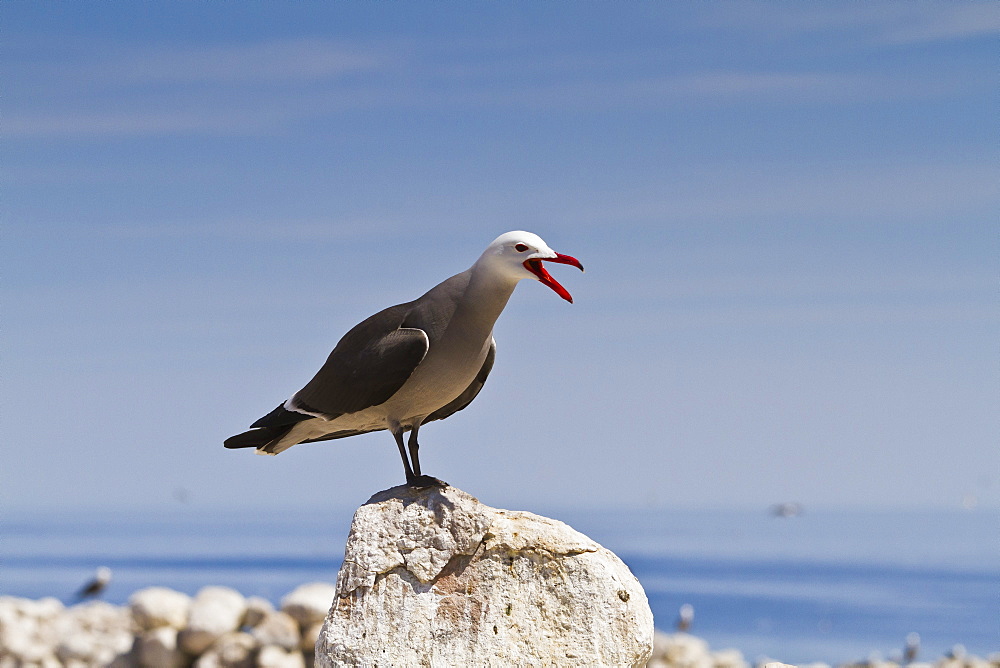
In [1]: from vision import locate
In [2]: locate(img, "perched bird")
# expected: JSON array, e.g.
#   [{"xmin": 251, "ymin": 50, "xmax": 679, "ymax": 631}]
[
  {"xmin": 676, "ymin": 603, "xmax": 694, "ymax": 632},
  {"xmin": 75, "ymin": 566, "xmax": 111, "ymax": 600},
  {"xmin": 903, "ymin": 631, "xmax": 920, "ymax": 664},
  {"xmin": 225, "ymin": 231, "xmax": 583, "ymax": 486}
]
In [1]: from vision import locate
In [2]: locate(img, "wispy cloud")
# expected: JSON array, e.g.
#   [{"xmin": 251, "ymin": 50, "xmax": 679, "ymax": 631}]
[
  {"xmin": 7, "ymin": 12, "xmax": 990, "ymax": 141},
  {"xmin": 5, "ymin": 37, "xmax": 392, "ymax": 137},
  {"xmin": 7, "ymin": 37, "xmax": 385, "ymax": 89},
  {"xmin": 589, "ymin": 163, "xmax": 1000, "ymax": 226},
  {"xmin": 5, "ymin": 65, "xmax": 970, "ymax": 140},
  {"xmin": 4, "ymin": 109, "xmax": 276, "ymax": 138},
  {"xmin": 700, "ymin": 1, "xmax": 1000, "ymax": 46}
]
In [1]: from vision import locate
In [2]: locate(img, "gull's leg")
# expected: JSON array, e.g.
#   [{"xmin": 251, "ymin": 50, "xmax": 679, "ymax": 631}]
[
  {"xmin": 391, "ymin": 425, "xmax": 416, "ymax": 484},
  {"xmin": 408, "ymin": 422, "xmax": 422, "ymax": 477},
  {"xmin": 405, "ymin": 421, "xmax": 446, "ymax": 488}
]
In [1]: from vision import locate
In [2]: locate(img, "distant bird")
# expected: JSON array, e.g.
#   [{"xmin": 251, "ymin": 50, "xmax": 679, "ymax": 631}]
[
  {"xmin": 769, "ymin": 502, "xmax": 803, "ymax": 518},
  {"xmin": 675, "ymin": 603, "xmax": 694, "ymax": 632},
  {"xmin": 225, "ymin": 231, "xmax": 583, "ymax": 486},
  {"xmin": 75, "ymin": 566, "xmax": 111, "ymax": 600},
  {"xmin": 903, "ymin": 632, "xmax": 920, "ymax": 664}
]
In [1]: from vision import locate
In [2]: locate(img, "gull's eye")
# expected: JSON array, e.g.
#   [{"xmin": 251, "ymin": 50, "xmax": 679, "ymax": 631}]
[{"xmin": 514, "ymin": 243, "xmax": 530, "ymax": 252}]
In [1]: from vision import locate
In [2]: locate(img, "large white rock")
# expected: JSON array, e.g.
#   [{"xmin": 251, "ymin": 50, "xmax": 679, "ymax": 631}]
[
  {"xmin": 179, "ymin": 586, "xmax": 248, "ymax": 655},
  {"xmin": 130, "ymin": 587, "xmax": 192, "ymax": 631},
  {"xmin": 280, "ymin": 582, "xmax": 336, "ymax": 628},
  {"xmin": 316, "ymin": 484, "xmax": 653, "ymax": 667}
]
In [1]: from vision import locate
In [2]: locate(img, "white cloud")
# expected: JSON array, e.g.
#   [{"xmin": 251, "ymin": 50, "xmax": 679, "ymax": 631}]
[{"xmin": 4, "ymin": 109, "xmax": 274, "ymax": 138}]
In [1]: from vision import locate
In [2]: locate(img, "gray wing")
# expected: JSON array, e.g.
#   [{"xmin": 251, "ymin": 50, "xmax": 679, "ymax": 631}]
[
  {"xmin": 283, "ymin": 303, "xmax": 429, "ymax": 419},
  {"xmin": 423, "ymin": 338, "xmax": 496, "ymax": 424},
  {"xmin": 248, "ymin": 271, "xmax": 472, "ymax": 430}
]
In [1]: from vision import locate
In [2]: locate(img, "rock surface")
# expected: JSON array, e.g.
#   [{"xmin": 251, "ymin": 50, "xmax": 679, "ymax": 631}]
[{"xmin": 316, "ymin": 484, "xmax": 655, "ymax": 667}]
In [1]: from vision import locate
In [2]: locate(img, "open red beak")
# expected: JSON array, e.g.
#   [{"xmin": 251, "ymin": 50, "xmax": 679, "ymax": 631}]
[{"xmin": 524, "ymin": 253, "xmax": 584, "ymax": 303}]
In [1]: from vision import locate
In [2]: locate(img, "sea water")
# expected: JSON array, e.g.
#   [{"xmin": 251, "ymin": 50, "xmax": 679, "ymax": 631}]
[{"xmin": 2, "ymin": 505, "xmax": 997, "ymax": 664}]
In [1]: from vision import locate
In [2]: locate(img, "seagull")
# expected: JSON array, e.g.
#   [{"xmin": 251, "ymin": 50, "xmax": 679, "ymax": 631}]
[
  {"xmin": 225, "ymin": 231, "xmax": 583, "ymax": 486},
  {"xmin": 903, "ymin": 632, "xmax": 920, "ymax": 664},
  {"xmin": 675, "ymin": 603, "xmax": 694, "ymax": 632},
  {"xmin": 75, "ymin": 566, "xmax": 112, "ymax": 600}
]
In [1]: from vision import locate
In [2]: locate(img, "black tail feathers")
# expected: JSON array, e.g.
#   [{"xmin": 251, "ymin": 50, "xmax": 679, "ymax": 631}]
[{"xmin": 224, "ymin": 426, "xmax": 289, "ymax": 450}]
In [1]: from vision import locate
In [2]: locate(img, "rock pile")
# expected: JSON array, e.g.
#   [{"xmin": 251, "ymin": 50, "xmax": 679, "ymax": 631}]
[
  {"xmin": 0, "ymin": 582, "xmax": 335, "ymax": 668},
  {"xmin": 645, "ymin": 631, "xmax": 1000, "ymax": 668},
  {"xmin": 2, "ymin": 592, "xmax": 998, "ymax": 668}
]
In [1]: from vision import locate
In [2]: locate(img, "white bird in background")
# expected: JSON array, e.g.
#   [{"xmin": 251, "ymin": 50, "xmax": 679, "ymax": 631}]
[
  {"xmin": 225, "ymin": 231, "xmax": 583, "ymax": 487},
  {"xmin": 676, "ymin": 603, "xmax": 694, "ymax": 632}
]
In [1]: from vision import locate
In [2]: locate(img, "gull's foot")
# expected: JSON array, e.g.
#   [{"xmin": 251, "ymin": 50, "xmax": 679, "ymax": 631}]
[{"xmin": 406, "ymin": 474, "xmax": 448, "ymax": 488}]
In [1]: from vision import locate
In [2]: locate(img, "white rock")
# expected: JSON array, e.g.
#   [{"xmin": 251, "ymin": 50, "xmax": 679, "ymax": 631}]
[
  {"xmin": 648, "ymin": 631, "xmax": 712, "ymax": 667},
  {"xmin": 256, "ymin": 646, "xmax": 306, "ymax": 668},
  {"xmin": 179, "ymin": 586, "xmax": 248, "ymax": 655},
  {"xmin": 250, "ymin": 611, "xmax": 301, "ymax": 651},
  {"xmin": 55, "ymin": 601, "xmax": 134, "ymax": 665},
  {"xmin": 316, "ymin": 484, "xmax": 654, "ymax": 667},
  {"xmin": 136, "ymin": 627, "xmax": 186, "ymax": 668},
  {"xmin": 55, "ymin": 632, "xmax": 97, "ymax": 664},
  {"xmin": 279, "ymin": 582, "xmax": 335, "ymax": 628},
  {"xmin": 25, "ymin": 597, "xmax": 65, "ymax": 621},
  {"xmin": 130, "ymin": 587, "xmax": 192, "ymax": 631},
  {"xmin": 193, "ymin": 631, "xmax": 257, "ymax": 668},
  {"xmin": 712, "ymin": 647, "xmax": 750, "ymax": 668},
  {"xmin": 242, "ymin": 596, "xmax": 274, "ymax": 628},
  {"xmin": 0, "ymin": 611, "xmax": 39, "ymax": 659}
]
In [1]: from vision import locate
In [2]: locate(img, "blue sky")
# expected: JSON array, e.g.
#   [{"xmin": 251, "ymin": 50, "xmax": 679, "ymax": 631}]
[{"xmin": 4, "ymin": 2, "xmax": 997, "ymax": 513}]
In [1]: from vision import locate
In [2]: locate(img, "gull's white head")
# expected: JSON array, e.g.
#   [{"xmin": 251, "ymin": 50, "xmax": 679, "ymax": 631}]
[{"xmin": 478, "ymin": 231, "xmax": 584, "ymax": 302}]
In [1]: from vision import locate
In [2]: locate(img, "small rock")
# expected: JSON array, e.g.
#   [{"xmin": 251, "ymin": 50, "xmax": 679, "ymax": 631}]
[
  {"xmin": 27, "ymin": 597, "xmax": 66, "ymax": 620},
  {"xmin": 648, "ymin": 631, "xmax": 710, "ymax": 666},
  {"xmin": 55, "ymin": 633, "xmax": 97, "ymax": 664},
  {"xmin": 256, "ymin": 646, "xmax": 306, "ymax": 668},
  {"xmin": 180, "ymin": 586, "xmax": 248, "ymax": 655},
  {"xmin": 55, "ymin": 601, "xmax": 134, "ymax": 664},
  {"xmin": 250, "ymin": 611, "xmax": 301, "ymax": 651},
  {"xmin": 136, "ymin": 627, "xmax": 186, "ymax": 668},
  {"xmin": 712, "ymin": 647, "xmax": 750, "ymax": 668},
  {"xmin": 243, "ymin": 597, "xmax": 274, "ymax": 628},
  {"xmin": 280, "ymin": 583, "xmax": 335, "ymax": 628},
  {"xmin": 130, "ymin": 587, "xmax": 192, "ymax": 631},
  {"xmin": 193, "ymin": 631, "xmax": 257, "ymax": 668},
  {"xmin": 299, "ymin": 621, "xmax": 324, "ymax": 652}
]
